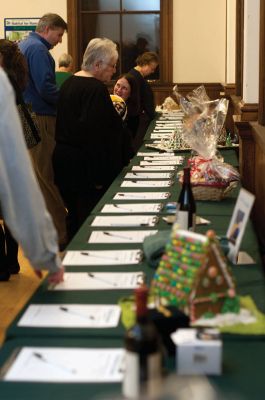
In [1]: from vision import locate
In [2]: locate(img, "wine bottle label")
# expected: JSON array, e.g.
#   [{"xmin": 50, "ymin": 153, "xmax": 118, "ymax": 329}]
[
  {"xmin": 176, "ymin": 210, "xmax": 188, "ymax": 230},
  {"xmin": 176, "ymin": 211, "xmax": 196, "ymax": 231},
  {"xmin": 122, "ymin": 350, "xmax": 161, "ymax": 398}
]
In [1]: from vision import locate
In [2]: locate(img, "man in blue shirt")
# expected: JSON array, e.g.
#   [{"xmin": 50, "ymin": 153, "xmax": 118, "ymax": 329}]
[{"xmin": 19, "ymin": 13, "xmax": 68, "ymax": 248}]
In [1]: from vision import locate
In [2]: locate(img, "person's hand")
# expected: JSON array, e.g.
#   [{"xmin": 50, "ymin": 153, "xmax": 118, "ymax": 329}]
[
  {"xmin": 48, "ymin": 266, "xmax": 64, "ymax": 284},
  {"xmin": 34, "ymin": 269, "xmax": 43, "ymax": 279}
]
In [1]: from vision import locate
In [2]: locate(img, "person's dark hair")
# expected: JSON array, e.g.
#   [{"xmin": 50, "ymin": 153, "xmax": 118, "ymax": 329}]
[
  {"xmin": 135, "ymin": 51, "xmax": 159, "ymax": 66},
  {"xmin": 116, "ymin": 73, "xmax": 140, "ymax": 116},
  {"xmin": 36, "ymin": 13, "xmax": 68, "ymax": 33},
  {"xmin": 0, "ymin": 39, "xmax": 28, "ymax": 90}
]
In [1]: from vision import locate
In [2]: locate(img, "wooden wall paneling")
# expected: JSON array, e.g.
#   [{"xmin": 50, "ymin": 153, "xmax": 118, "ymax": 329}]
[
  {"xmin": 251, "ymin": 122, "xmax": 265, "ymax": 250},
  {"xmin": 67, "ymin": 0, "xmax": 79, "ymax": 73},
  {"xmin": 235, "ymin": 0, "xmax": 244, "ymax": 97},
  {"xmin": 151, "ymin": 83, "xmax": 224, "ymax": 107},
  {"xmin": 258, "ymin": 0, "xmax": 265, "ymax": 124},
  {"xmin": 233, "ymin": 118, "xmax": 255, "ymax": 193}
]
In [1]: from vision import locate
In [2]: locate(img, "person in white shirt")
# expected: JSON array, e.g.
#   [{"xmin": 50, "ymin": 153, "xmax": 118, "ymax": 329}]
[{"xmin": 0, "ymin": 67, "xmax": 63, "ymax": 283}]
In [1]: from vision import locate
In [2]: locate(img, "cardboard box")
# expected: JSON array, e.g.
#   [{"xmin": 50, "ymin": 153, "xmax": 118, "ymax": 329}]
[{"xmin": 171, "ymin": 328, "xmax": 222, "ymax": 375}]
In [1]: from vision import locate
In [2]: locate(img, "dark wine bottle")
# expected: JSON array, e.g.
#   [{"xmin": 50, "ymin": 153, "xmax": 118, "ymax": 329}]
[
  {"xmin": 176, "ymin": 167, "xmax": 196, "ymax": 231},
  {"xmin": 122, "ymin": 285, "xmax": 162, "ymax": 399}
]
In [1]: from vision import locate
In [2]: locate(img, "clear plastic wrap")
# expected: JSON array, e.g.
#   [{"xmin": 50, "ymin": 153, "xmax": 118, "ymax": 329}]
[
  {"xmin": 174, "ymin": 85, "xmax": 229, "ymax": 159},
  {"xmin": 174, "ymin": 85, "xmax": 240, "ymax": 196}
]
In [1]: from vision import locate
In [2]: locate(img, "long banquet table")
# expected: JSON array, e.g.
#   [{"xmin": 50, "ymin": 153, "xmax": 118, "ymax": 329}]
[{"xmin": 1, "ymin": 114, "xmax": 265, "ymax": 400}]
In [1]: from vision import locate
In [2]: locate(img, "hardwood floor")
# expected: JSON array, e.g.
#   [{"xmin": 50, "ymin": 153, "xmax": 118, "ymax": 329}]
[{"xmin": 0, "ymin": 248, "xmax": 47, "ymax": 346}]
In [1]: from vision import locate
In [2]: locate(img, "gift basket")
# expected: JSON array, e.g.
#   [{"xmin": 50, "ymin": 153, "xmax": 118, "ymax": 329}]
[{"xmin": 175, "ymin": 85, "xmax": 240, "ymax": 201}]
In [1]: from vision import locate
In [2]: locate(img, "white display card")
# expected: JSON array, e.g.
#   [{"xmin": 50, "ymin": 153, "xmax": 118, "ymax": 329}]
[
  {"xmin": 50, "ymin": 272, "xmax": 144, "ymax": 290},
  {"xmin": 18, "ymin": 304, "xmax": 121, "ymax": 328},
  {"xmin": 3, "ymin": 347, "xmax": 124, "ymax": 382},
  {"xmin": 226, "ymin": 188, "xmax": 255, "ymax": 264}
]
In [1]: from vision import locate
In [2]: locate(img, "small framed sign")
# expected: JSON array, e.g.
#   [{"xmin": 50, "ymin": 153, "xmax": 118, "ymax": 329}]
[
  {"xmin": 4, "ymin": 18, "xmax": 39, "ymax": 42},
  {"xmin": 226, "ymin": 188, "xmax": 255, "ymax": 264}
]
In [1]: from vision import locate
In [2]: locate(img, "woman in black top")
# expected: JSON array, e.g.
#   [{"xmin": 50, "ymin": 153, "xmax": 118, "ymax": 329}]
[
  {"xmin": 129, "ymin": 52, "xmax": 159, "ymax": 149},
  {"xmin": 113, "ymin": 73, "xmax": 140, "ymax": 139},
  {"xmin": 53, "ymin": 38, "xmax": 127, "ymax": 241}
]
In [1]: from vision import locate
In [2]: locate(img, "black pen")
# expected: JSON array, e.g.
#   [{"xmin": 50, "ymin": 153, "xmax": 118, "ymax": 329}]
[
  {"xmin": 113, "ymin": 204, "xmax": 134, "ymax": 212},
  {"xmin": 33, "ymin": 352, "xmax": 77, "ymax": 374},
  {"xmin": 116, "ymin": 193, "xmax": 147, "ymax": 199},
  {"xmin": 103, "ymin": 231, "xmax": 133, "ymax": 240},
  {"xmin": 80, "ymin": 251, "xmax": 119, "ymax": 261},
  {"xmin": 59, "ymin": 306, "xmax": 95, "ymax": 320},
  {"xmin": 87, "ymin": 273, "xmax": 118, "ymax": 287}
]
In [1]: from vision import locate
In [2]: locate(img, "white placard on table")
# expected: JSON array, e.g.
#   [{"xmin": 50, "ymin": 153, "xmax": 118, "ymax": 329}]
[
  {"xmin": 121, "ymin": 180, "xmax": 172, "ymax": 188},
  {"xmin": 63, "ymin": 249, "xmax": 142, "ymax": 266},
  {"xmin": 143, "ymin": 156, "xmax": 183, "ymax": 161},
  {"xmin": 125, "ymin": 172, "xmax": 173, "ymax": 179},
  {"xmin": 50, "ymin": 272, "xmax": 145, "ymax": 290},
  {"xmin": 132, "ymin": 165, "xmax": 176, "ymax": 171},
  {"xmin": 101, "ymin": 203, "xmax": 162, "ymax": 213},
  {"xmin": 137, "ymin": 152, "xmax": 175, "ymax": 157},
  {"xmin": 3, "ymin": 347, "xmax": 124, "ymax": 382},
  {"xmin": 88, "ymin": 230, "xmax": 157, "ymax": 243},
  {"xmin": 18, "ymin": 304, "xmax": 121, "ymax": 328},
  {"xmin": 226, "ymin": 188, "xmax": 255, "ymax": 264},
  {"xmin": 151, "ymin": 134, "xmax": 173, "ymax": 139},
  {"xmin": 91, "ymin": 215, "xmax": 158, "ymax": 227},
  {"xmin": 113, "ymin": 192, "xmax": 170, "ymax": 200},
  {"xmin": 140, "ymin": 160, "xmax": 181, "ymax": 166}
]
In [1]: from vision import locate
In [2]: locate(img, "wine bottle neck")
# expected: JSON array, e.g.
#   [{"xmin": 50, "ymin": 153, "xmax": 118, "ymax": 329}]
[
  {"xmin": 183, "ymin": 167, "xmax": 191, "ymax": 185},
  {"xmin": 135, "ymin": 285, "xmax": 148, "ymax": 320}
]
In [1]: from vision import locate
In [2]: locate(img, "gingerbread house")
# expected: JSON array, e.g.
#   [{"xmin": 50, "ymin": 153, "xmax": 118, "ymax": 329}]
[{"xmin": 151, "ymin": 227, "xmax": 238, "ymax": 322}]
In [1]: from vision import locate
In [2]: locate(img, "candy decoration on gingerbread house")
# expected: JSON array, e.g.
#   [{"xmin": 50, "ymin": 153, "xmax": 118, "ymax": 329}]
[{"xmin": 151, "ymin": 227, "xmax": 238, "ymax": 322}]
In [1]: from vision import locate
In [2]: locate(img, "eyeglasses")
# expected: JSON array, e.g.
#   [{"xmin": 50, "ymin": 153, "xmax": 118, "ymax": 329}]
[{"xmin": 102, "ymin": 61, "xmax": 117, "ymax": 69}]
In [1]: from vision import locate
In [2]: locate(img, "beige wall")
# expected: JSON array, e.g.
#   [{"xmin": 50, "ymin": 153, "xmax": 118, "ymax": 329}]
[
  {"xmin": 173, "ymin": 0, "xmax": 227, "ymax": 83},
  {"xmin": 1, "ymin": 0, "xmax": 232, "ymax": 82},
  {"xmin": 0, "ymin": 0, "xmax": 67, "ymax": 68}
]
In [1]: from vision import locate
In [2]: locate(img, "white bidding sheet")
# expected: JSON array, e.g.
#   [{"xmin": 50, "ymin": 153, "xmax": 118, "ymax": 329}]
[
  {"xmin": 91, "ymin": 215, "xmax": 158, "ymax": 227},
  {"xmin": 140, "ymin": 160, "xmax": 181, "ymax": 166},
  {"xmin": 63, "ymin": 249, "xmax": 142, "ymax": 265},
  {"xmin": 121, "ymin": 180, "xmax": 172, "ymax": 188},
  {"xmin": 132, "ymin": 165, "xmax": 176, "ymax": 171},
  {"xmin": 17, "ymin": 304, "xmax": 121, "ymax": 328},
  {"xmin": 3, "ymin": 347, "xmax": 124, "ymax": 382},
  {"xmin": 125, "ymin": 172, "xmax": 173, "ymax": 179},
  {"xmin": 137, "ymin": 152, "xmax": 175, "ymax": 156},
  {"xmin": 100, "ymin": 203, "xmax": 162, "ymax": 213},
  {"xmin": 113, "ymin": 192, "xmax": 170, "ymax": 200},
  {"xmin": 88, "ymin": 230, "xmax": 157, "ymax": 244},
  {"xmin": 50, "ymin": 272, "xmax": 144, "ymax": 290}
]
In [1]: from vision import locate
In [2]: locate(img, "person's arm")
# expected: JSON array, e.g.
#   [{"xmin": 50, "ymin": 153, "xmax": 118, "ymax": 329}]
[
  {"xmin": 0, "ymin": 69, "xmax": 63, "ymax": 281},
  {"xmin": 142, "ymin": 80, "xmax": 156, "ymax": 120},
  {"xmin": 29, "ymin": 47, "xmax": 59, "ymax": 105}
]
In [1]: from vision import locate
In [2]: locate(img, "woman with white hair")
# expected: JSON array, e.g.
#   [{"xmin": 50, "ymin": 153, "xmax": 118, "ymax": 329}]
[
  {"xmin": 53, "ymin": 38, "xmax": 126, "ymax": 240},
  {"xmin": 56, "ymin": 53, "xmax": 73, "ymax": 88}
]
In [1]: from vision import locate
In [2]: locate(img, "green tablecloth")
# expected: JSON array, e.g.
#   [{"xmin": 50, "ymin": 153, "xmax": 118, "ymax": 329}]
[
  {"xmin": 0, "ymin": 337, "xmax": 265, "ymax": 400},
  {"xmin": 2, "ymin": 118, "xmax": 264, "ymax": 400}
]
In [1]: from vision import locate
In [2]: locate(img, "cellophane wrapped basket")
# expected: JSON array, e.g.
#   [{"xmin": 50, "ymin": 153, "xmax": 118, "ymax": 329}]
[{"xmin": 175, "ymin": 85, "xmax": 240, "ymax": 200}]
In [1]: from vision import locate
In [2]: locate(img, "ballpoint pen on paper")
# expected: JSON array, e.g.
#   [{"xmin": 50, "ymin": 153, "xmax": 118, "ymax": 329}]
[
  {"xmin": 59, "ymin": 306, "xmax": 95, "ymax": 320},
  {"xmin": 33, "ymin": 352, "xmax": 77, "ymax": 374},
  {"xmin": 103, "ymin": 231, "xmax": 134, "ymax": 240},
  {"xmin": 113, "ymin": 204, "xmax": 134, "ymax": 212},
  {"xmin": 117, "ymin": 193, "xmax": 147, "ymax": 199},
  {"xmin": 87, "ymin": 273, "xmax": 118, "ymax": 287},
  {"xmin": 80, "ymin": 252, "xmax": 119, "ymax": 261}
]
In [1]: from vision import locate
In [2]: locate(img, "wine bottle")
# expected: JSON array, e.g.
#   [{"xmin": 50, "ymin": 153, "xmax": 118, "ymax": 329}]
[
  {"xmin": 122, "ymin": 285, "xmax": 162, "ymax": 399},
  {"xmin": 176, "ymin": 167, "xmax": 196, "ymax": 231}
]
